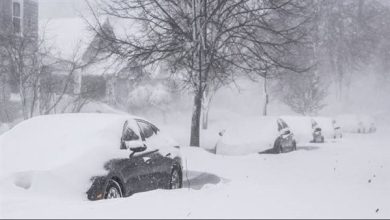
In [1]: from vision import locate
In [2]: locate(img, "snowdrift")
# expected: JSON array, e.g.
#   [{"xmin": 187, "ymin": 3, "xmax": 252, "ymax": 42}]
[
  {"xmin": 216, "ymin": 116, "xmax": 279, "ymax": 155},
  {"xmin": 0, "ymin": 113, "xmax": 139, "ymax": 198}
]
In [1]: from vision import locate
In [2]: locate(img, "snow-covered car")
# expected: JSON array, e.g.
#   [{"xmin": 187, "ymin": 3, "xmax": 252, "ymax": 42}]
[
  {"xmin": 332, "ymin": 119, "xmax": 343, "ymax": 139},
  {"xmin": 336, "ymin": 114, "xmax": 376, "ymax": 134},
  {"xmin": 0, "ymin": 114, "xmax": 182, "ymax": 201},
  {"xmin": 280, "ymin": 116, "xmax": 313, "ymax": 144},
  {"xmin": 311, "ymin": 119, "xmax": 324, "ymax": 143},
  {"xmin": 271, "ymin": 118, "xmax": 297, "ymax": 153},
  {"xmin": 215, "ymin": 117, "xmax": 297, "ymax": 155},
  {"xmin": 358, "ymin": 115, "xmax": 377, "ymax": 133},
  {"xmin": 311, "ymin": 117, "xmax": 342, "ymax": 139}
]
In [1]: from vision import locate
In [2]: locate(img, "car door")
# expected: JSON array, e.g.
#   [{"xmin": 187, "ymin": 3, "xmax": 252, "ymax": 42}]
[{"xmin": 136, "ymin": 120, "xmax": 173, "ymax": 189}]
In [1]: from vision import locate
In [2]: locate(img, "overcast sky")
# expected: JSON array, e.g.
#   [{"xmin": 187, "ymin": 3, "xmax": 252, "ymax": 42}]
[
  {"xmin": 39, "ymin": 0, "xmax": 88, "ymax": 19},
  {"xmin": 39, "ymin": 0, "xmax": 390, "ymax": 20}
]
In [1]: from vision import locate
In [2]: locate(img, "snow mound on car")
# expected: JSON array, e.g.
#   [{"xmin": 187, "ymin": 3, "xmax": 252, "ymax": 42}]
[
  {"xmin": 0, "ymin": 113, "xmax": 134, "ymax": 196},
  {"xmin": 280, "ymin": 116, "xmax": 313, "ymax": 144},
  {"xmin": 216, "ymin": 116, "xmax": 279, "ymax": 155},
  {"xmin": 336, "ymin": 114, "xmax": 375, "ymax": 133}
]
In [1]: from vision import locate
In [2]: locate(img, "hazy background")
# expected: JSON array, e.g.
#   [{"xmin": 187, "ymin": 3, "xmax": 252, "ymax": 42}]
[
  {"xmin": 36, "ymin": 0, "xmax": 390, "ymax": 125},
  {"xmin": 39, "ymin": 0, "xmax": 89, "ymax": 19}
]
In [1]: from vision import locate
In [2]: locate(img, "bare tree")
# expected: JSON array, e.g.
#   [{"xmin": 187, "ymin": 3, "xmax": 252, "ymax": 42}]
[
  {"xmin": 88, "ymin": 0, "xmax": 315, "ymax": 146},
  {"xmin": 273, "ymin": 71, "xmax": 328, "ymax": 116},
  {"xmin": 0, "ymin": 22, "xmax": 107, "ymax": 121},
  {"xmin": 0, "ymin": 24, "xmax": 41, "ymax": 119},
  {"xmin": 235, "ymin": 0, "xmax": 313, "ymax": 116}
]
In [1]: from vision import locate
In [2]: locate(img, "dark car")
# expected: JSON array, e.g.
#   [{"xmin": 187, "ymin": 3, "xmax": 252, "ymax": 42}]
[
  {"xmin": 87, "ymin": 118, "xmax": 183, "ymax": 200},
  {"xmin": 272, "ymin": 118, "xmax": 297, "ymax": 153},
  {"xmin": 311, "ymin": 119, "xmax": 324, "ymax": 143}
]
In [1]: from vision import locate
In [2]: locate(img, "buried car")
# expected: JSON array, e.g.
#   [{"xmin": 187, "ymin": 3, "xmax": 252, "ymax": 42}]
[
  {"xmin": 311, "ymin": 119, "xmax": 325, "ymax": 143},
  {"xmin": 336, "ymin": 114, "xmax": 376, "ymax": 134},
  {"xmin": 270, "ymin": 119, "xmax": 297, "ymax": 153},
  {"xmin": 332, "ymin": 119, "xmax": 343, "ymax": 139},
  {"xmin": 0, "ymin": 113, "xmax": 182, "ymax": 201},
  {"xmin": 312, "ymin": 117, "xmax": 342, "ymax": 139},
  {"xmin": 214, "ymin": 117, "xmax": 297, "ymax": 155}
]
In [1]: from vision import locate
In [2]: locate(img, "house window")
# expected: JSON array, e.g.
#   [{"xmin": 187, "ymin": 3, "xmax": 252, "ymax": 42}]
[{"xmin": 12, "ymin": 1, "xmax": 22, "ymax": 34}]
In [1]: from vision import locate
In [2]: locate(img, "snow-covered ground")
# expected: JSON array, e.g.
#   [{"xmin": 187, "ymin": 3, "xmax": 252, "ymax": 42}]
[{"xmin": 1, "ymin": 122, "xmax": 389, "ymax": 218}]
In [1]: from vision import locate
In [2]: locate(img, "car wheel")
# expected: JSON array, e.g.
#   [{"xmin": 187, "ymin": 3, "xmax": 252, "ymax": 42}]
[
  {"xmin": 169, "ymin": 166, "xmax": 182, "ymax": 190},
  {"xmin": 105, "ymin": 179, "xmax": 123, "ymax": 199}
]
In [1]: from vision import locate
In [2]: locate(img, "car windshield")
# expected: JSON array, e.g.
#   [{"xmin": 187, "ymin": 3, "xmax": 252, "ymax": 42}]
[{"xmin": 137, "ymin": 120, "xmax": 157, "ymax": 140}]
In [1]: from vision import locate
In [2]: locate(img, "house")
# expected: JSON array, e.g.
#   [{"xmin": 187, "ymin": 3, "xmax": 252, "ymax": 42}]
[
  {"xmin": 43, "ymin": 17, "xmax": 177, "ymax": 112},
  {"xmin": 0, "ymin": 0, "xmax": 38, "ymax": 36},
  {"xmin": 0, "ymin": 0, "xmax": 39, "ymax": 123}
]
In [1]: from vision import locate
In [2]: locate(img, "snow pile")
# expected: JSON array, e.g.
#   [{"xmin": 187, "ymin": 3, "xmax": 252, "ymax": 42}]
[
  {"xmin": 216, "ymin": 116, "xmax": 279, "ymax": 155},
  {"xmin": 0, "ymin": 113, "xmax": 134, "ymax": 198},
  {"xmin": 280, "ymin": 116, "xmax": 313, "ymax": 143}
]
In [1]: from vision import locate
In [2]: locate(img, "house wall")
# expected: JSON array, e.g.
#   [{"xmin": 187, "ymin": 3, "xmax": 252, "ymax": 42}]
[
  {"xmin": 0, "ymin": 0, "xmax": 39, "ymax": 122},
  {"xmin": 0, "ymin": 0, "xmax": 12, "ymax": 33},
  {"xmin": 23, "ymin": 0, "xmax": 38, "ymax": 37}
]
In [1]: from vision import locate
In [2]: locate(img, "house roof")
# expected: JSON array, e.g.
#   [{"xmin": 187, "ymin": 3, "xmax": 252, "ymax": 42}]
[{"xmin": 40, "ymin": 16, "xmax": 162, "ymax": 78}]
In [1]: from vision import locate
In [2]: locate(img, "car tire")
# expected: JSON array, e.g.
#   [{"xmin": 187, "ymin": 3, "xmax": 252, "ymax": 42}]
[
  {"xmin": 169, "ymin": 166, "xmax": 182, "ymax": 190},
  {"xmin": 104, "ymin": 179, "xmax": 123, "ymax": 199},
  {"xmin": 292, "ymin": 140, "xmax": 297, "ymax": 151}
]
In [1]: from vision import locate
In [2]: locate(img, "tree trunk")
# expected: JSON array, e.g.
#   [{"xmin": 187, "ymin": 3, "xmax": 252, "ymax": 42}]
[
  {"xmin": 190, "ymin": 88, "xmax": 203, "ymax": 147},
  {"xmin": 262, "ymin": 75, "xmax": 269, "ymax": 116},
  {"xmin": 202, "ymin": 106, "xmax": 209, "ymax": 130}
]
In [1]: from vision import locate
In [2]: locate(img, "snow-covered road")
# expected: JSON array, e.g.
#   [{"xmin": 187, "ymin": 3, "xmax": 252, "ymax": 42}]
[{"xmin": 1, "ymin": 128, "xmax": 390, "ymax": 218}]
